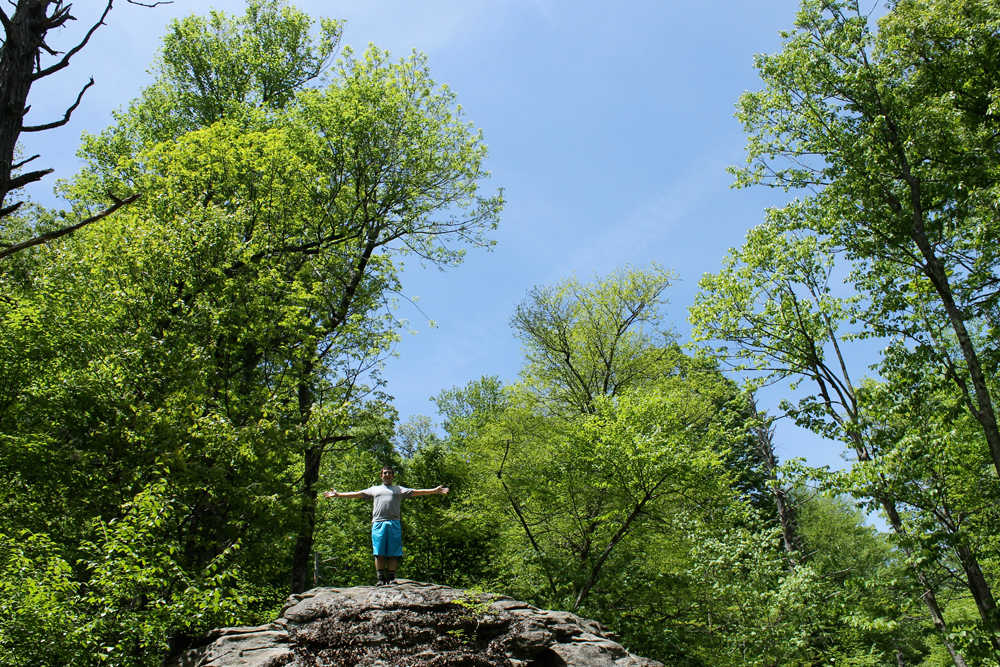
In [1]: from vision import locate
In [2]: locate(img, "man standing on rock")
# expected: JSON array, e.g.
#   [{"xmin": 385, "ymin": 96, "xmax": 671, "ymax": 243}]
[{"xmin": 324, "ymin": 465, "xmax": 449, "ymax": 586}]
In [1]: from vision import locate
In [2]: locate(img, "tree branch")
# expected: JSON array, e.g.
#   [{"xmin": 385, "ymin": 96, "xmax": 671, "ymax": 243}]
[
  {"xmin": 0, "ymin": 193, "xmax": 140, "ymax": 260},
  {"xmin": 11, "ymin": 154, "xmax": 39, "ymax": 170},
  {"xmin": 0, "ymin": 202, "xmax": 24, "ymax": 219},
  {"xmin": 32, "ymin": 1, "xmax": 113, "ymax": 81},
  {"xmin": 38, "ymin": 3, "xmax": 74, "ymax": 33},
  {"xmin": 6, "ymin": 168, "xmax": 54, "ymax": 191},
  {"xmin": 39, "ymin": 40, "xmax": 61, "ymax": 57},
  {"xmin": 22, "ymin": 77, "xmax": 93, "ymax": 132},
  {"xmin": 497, "ymin": 437, "xmax": 559, "ymax": 599}
]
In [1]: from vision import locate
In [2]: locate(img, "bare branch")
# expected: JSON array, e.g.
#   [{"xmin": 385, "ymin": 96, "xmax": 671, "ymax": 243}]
[
  {"xmin": 38, "ymin": 3, "xmax": 74, "ymax": 32},
  {"xmin": 39, "ymin": 40, "xmax": 61, "ymax": 57},
  {"xmin": 22, "ymin": 77, "xmax": 93, "ymax": 132},
  {"xmin": 11, "ymin": 154, "xmax": 39, "ymax": 170},
  {"xmin": 7, "ymin": 168, "xmax": 54, "ymax": 191},
  {"xmin": 0, "ymin": 193, "xmax": 140, "ymax": 260},
  {"xmin": 0, "ymin": 7, "xmax": 10, "ymax": 32},
  {"xmin": 32, "ymin": 1, "xmax": 113, "ymax": 81},
  {"xmin": 0, "ymin": 202, "xmax": 24, "ymax": 218},
  {"xmin": 127, "ymin": 0, "xmax": 173, "ymax": 6}
]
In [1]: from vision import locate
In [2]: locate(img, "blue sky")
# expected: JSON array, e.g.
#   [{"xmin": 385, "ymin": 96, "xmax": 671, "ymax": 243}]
[{"xmin": 22, "ymin": 0, "xmax": 884, "ymax": 473}]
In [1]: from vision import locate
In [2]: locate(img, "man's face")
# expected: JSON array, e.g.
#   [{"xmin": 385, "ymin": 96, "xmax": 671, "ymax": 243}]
[{"xmin": 381, "ymin": 469, "xmax": 394, "ymax": 485}]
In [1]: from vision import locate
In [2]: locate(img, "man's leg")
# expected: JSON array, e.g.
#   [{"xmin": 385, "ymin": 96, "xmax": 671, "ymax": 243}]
[
  {"xmin": 372, "ymin": 523, "xmax": 388, "ymax": 585},
  {"xmin": 385, "ymin": 521, "xmax": 402, "ymax": 584}
]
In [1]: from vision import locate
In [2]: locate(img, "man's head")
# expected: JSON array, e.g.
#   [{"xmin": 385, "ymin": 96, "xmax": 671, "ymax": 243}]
[{"xmin": 380, "ymin": 466, "xmax": 395, "ymax": 485}]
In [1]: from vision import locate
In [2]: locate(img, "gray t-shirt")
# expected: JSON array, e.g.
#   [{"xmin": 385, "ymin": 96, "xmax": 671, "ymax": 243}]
[{"xmin": 361, "ymin": 484, "xmax": 414, "ymax": 522}]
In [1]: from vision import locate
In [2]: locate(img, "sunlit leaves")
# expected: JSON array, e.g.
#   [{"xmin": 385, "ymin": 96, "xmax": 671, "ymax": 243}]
[{"xmin": 1, "ymin": 2, "xmax": 502, "ymax": 663}]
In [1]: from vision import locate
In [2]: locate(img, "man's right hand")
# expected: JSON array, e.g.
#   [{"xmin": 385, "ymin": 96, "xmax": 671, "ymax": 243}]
[{"xmin": 324, "ymin": 489, "xmax": 339, "ymax": 498}]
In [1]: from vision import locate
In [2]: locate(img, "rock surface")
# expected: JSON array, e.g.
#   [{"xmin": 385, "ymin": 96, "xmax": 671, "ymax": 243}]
[{"xmin": 166, "ymin": 580, "xmax": 662, "ymax": 667}]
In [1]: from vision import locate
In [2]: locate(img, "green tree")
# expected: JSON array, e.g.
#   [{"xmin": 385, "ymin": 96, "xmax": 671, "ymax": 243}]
[
  {"xmin": 723, "ymin": 1, "xmax": 1000, "ymax": 658},
  {"xmin": 79, "ymin": 0, "xmax": 342, "ymax": 173},
  {"xmin": 0, "ymin": 2, "xmax": 502, "ymax": 661},
  {"xmin": 510, "ymin": 265, "xmax": 678, "ymax": 416},
  {"xmin": 497, "ymin": 267, "xmax": 744, "ymax": 609},
  {"xmin": 395, "ymin": 415, "xmax": 442, "ymax": 459},
  {"xmin": 476, "ymin": 379, "xmax": 737, "ymax": 612},
  {"xmin": 690, "ymin": 221, "xmax": 1000, "ymax": 663},
  {"xmin": 66, "ymin": 24, "xmax": 500, "ymax": 590},
  {"xmin": 435, "ymin": 375, "xmax": 508, "ymax": 448},
  {"xmin": 0, "ymin": 481, "xmax": 261, "ymax": 667},
  {"xmin": 431, "ymin": 270, "xmax": 771, "ymax": 647},
  {"xmin": 732, "ymin": 0, "xmax": 1000, "ymax": 483},
  {"xmin": 396, "ymin": 433, "xmax": 499, "ymax": 587},
  {"xmin": 857, "ymin": 373, "xmax": 1000, "ymax": 662}
]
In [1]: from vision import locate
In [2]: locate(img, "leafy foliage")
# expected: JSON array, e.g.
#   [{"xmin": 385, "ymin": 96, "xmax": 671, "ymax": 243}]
[
  {"xmin": 3, "ymin": 2, "xmax": 1000, "ymax": 667},
  {"xmin": 0, "ymin": 1, "xmax": 500, "ymax": 662}
]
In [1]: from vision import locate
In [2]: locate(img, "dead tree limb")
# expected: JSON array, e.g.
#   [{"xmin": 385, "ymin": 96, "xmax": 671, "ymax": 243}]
[
  {"xmin": 0, "ymin": 0, "xmax": 160, "ymax": 253},
  {"xmin": 0, "ymin": 193, "xmax": 140, "ymax": 260},
  {"xmin": 22, "ymin": 77, "xmax": 93, "ymax": 131}
]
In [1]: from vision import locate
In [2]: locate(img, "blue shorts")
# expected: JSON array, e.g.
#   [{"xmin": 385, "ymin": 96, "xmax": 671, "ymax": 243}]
[{"xmin": 371, "ymin": 520, "xmax": 402, "ymax": 557}]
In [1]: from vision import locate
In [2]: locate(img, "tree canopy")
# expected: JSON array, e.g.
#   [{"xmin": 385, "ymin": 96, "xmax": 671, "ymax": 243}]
[{"xmin": 3, "ymin": 1, "xmax": 1000, "ymax": 666}]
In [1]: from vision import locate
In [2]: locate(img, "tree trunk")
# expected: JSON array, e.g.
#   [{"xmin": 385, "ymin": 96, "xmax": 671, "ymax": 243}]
[
  {"xmin": 900, "ymin": 173, "xmax": 1000, "ymax": 660},
  {"xmin": 849, "ymin": 432, "xmax": 969, "ymax": 667},
  {"xmin": 290, "ymin": 443, "xmax": 322, "ymax": 594},
  {"xmin": 954, "ymin": 541, "xmax": 1000, "ymax": 655},
  {"xmin": 881, "ymin": 496, "xmax": 968, "ymax": 667},
  {"xmin": 917, "ymin": 246, "xmax": 1000, "ymax": 480},
  {"xmin": 896, "ymin": 151, "xmax": 1000, "ymax": 480},
  {"xmin": 749, "ymin": 398, "xmax": 800, "ymax": 560},
  {"xmin": 0, "ymin": 2, "xmax": 50, "ymax": 213},
  {"xmin": 290, "ymin": 361, "xmax": 318, "ymax": 594}
]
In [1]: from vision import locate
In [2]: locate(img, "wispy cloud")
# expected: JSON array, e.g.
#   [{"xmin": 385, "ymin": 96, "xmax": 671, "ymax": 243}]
[{"xmin": 552, "ymin": 153, "xmax": 732, "ymax": 278}]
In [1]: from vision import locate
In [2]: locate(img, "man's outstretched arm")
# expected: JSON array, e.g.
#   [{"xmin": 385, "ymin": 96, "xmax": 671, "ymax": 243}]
[
  {"xmin": 324, "ymin": 489, "xmax": 367, "ymax": 499},
  {"xmin": 411, "ymin": 486, "xmax": 449, "ymax": 496}
]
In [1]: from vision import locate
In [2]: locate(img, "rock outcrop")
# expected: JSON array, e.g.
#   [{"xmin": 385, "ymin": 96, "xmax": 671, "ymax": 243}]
[{"xmin": 166, "ymin": 579, "xmax": 662, "ymax": 667}]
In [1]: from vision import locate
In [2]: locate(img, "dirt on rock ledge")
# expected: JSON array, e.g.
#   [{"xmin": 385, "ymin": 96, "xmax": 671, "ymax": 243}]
[{"xmin": 165, "ymin": 580, "xmax": 663, "ymax": 667}]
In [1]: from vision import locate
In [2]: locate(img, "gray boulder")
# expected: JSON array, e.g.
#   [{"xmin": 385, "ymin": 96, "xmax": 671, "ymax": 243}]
[{"xmin": 166, "ymin": 580, "xmax": 662, "ymax": 667}]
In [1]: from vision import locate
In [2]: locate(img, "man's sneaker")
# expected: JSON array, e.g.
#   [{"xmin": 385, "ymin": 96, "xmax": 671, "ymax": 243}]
[{"xmin": 386, "ymin": 572, "xmax": 397, "ymax": 585}]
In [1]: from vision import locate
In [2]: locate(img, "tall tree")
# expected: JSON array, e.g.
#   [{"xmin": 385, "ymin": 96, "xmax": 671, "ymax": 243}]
[
  {"xmin": 690, "ymin": 223, "xmax": 996, "ymax": 663},
  {"xmin": 732, "ymin": 0, "xmax": 1000, "ymax": 480},
  {"xmin": 79, "ymin": 0, "xmax": 343, "ymax": 175},
  {"xmin": 510, "ymin": 264, "xmax": 677, "ymax": 417},
  {"xmin": 1, "ymin": 23, "xmax": 502, "ymax": 665},
  {"xmin": 64, "ymin": 0, "xmax": 502, "ymax": 593},
  {"xmin": 440, "ymin": 267, "xmax": 764, "ymax": 613}
]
